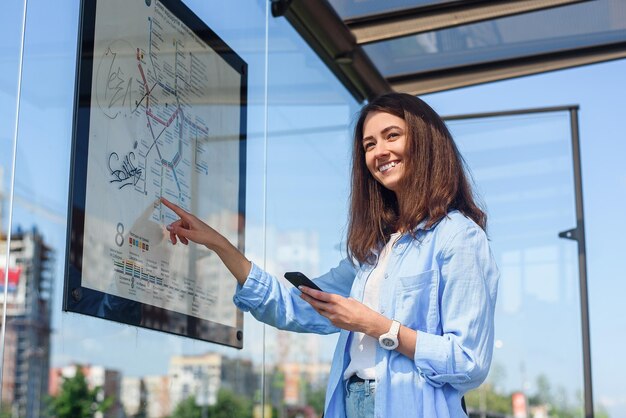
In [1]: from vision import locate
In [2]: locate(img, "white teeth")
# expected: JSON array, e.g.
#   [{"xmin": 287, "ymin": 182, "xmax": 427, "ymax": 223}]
[{"xmin": 379, "ymin": 161, "xmax": 397, "ymax": 172}]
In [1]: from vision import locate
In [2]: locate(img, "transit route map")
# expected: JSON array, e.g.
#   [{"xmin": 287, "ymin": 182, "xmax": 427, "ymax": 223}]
[{"xmin": 79, "ymin": 0, "xmax": 244, "ymax": 329}]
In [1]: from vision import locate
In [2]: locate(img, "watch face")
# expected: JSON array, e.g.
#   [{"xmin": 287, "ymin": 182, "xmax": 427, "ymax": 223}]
[{"xmin": 382, "ymin": 338, "xmax": 394, "ymax": 347}]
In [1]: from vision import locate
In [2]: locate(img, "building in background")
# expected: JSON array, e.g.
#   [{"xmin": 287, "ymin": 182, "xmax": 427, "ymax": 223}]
[
  {"xmin": 120, "ymin": 377, "xmax": 143, "ymax": 417},
  {"xmin": 0, "ymin": 229, "xmax": 53, "ymax": 418},
  {"xmin": 166, "ymin": 352, "xmax": 257, "ymax": 416},
  {"xmin": 277, "ymin": 361, "xmax": 330, "ymax": 407},
  {"xmin": 120, "ymin": 375, "xmax": 170, "ymax": 418},
  {"xmin": 168, "ymin": 352, "xmax": 222, "ymax": 412},
  {"xmin": 143, "ymin": 375, "xmax": 170, "ymax": 418}
]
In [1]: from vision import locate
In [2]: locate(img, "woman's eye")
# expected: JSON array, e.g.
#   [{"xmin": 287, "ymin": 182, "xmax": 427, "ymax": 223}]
[
  {"xmin": 363, "ymin": 142, "xmax": 374, "ymax": 150},
  {"xmin": 387, "ymin": 132, "xmax": 399, "ymax": 140}
]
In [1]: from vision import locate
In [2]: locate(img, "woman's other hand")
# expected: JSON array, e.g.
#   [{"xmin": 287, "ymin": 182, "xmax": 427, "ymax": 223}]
[
  {"xmin": 298, "ymin": 286, "xmax": 389, "ymax": 335},
  {"xmin": 300, "ymin": 286, "xmax": 416, "ymax": 357}
]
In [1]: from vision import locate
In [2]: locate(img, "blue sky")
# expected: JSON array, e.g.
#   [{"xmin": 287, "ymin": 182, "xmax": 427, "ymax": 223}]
[{"xmin": 1, "ymin": 0, "xmax": 625, "ymax": 416}]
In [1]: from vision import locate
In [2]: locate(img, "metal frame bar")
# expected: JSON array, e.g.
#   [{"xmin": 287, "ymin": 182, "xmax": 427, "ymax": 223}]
[
  {"xmin": 444, "ymin": 105, "xmax": 594, "ymax": 418},
  {"xmin": 442, "ymin": 104, "xmax": 578, "ymax": 120},
  {"xmin": 271, "ymin": 0, "xmax": 391, "ymax": 103},
  {"xmin": 569, "ymin": 108, "xmax": 594, "ymax": 418},
  {"xmin": 346, "ymin": 0, "xmax": 588, "ymax": 45},
  {"xmin": 390, "ymin": 41, "xmax": 626, "ymax": 95}
]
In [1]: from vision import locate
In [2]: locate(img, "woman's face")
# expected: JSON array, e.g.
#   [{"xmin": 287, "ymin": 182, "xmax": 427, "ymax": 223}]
[{"xmin": 362, "ymin": 111, "xmax": 408, "ymax": 193}]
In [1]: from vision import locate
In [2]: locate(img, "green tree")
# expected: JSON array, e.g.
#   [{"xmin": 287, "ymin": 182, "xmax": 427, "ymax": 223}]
[
  {"xmin": 303, "ymin": 381, "xmax": 325, "ymax": 415},
  {"xmin": 170, "ymin": 396, "xmax": 201, "ymax": 418},
  {"xmin": 464, "ymin": 383, "xmax": 512, "ymax": 414},
  {"xmin": 528, "ymin": 374, "xmax": 553, "ymax": 406},
  {"xmin": 207, "ymin": 389, "xmax": 252, "ymax": 418},
  {"xmin": 0, "ymin": 406, "xmax": 12, "ymax": 418},
  {"xmin": 47, "ymin": 368, "xmax": 113, "ymax": 418},
  {"xmin": 170, "ymin": 390, "xmax": 252, "ymax": 418}
]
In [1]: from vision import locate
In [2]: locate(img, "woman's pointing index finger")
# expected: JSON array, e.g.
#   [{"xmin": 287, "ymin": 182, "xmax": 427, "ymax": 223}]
[{"xmin": 160, "ymin": 197, "xmax": 188, "ymax": 219}]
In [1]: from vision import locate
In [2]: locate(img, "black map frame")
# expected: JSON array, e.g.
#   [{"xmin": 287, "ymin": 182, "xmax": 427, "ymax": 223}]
[{"xmin": 64, "ymin": 0, "xmax": 247, "ymax": 348}]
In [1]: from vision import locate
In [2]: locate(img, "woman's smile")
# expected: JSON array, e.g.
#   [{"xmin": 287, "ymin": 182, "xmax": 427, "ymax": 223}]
[{"xmin": 377, "ymin": 160, "xmax": 400, "ymax": 173}]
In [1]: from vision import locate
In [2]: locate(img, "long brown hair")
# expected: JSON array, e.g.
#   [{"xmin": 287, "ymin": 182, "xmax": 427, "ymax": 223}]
[{"xmin": 347, "ymin": 93, "xmax": 486, "ymax": 264}]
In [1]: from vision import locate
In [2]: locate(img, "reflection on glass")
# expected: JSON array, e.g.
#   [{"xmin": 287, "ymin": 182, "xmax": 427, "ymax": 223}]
[
  {"xmin": 263, "ymin": 27, "xmax": 359, "ymax": 411},
  {"xmin": 448, "ymin": 112, "xmax": 584, "ymax": 416},
  {"xmin": 363, "ymin": 0, "xmax": 626, "ymax": 76},
  {"xmin": 2, "ymin": 0, "xmax": 267, "ymax": 417},
  {"xmin": 1, "ymin": 229, "xmax": 53, "ymax": 417},
  {"xmin": 1, "ymin": 0, "xmax": 363, "ymax": 416}
]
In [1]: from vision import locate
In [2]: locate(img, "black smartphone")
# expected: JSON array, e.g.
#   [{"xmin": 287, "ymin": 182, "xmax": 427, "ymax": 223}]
[{"xmin": 284, "ymin": 272, "xmax": 323, "ymax": 292}]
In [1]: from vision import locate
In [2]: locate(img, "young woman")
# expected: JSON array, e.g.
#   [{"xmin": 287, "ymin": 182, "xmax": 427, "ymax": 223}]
[{"xmin": 162, "ymin": 93, "xmax": 499, "ymax": 418}]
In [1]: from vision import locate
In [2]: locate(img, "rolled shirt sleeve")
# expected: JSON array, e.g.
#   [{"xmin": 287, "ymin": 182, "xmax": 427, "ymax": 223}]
[
  {"xmin": 413, "ymin": 224, "xmax": 499, "ymax": 392},
  {"xmin": 233, "ymin": 258, "xmax": 357, "ymax": 335}
]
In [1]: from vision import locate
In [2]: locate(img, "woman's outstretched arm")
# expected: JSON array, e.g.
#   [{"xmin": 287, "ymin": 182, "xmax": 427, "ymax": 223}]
[{"xmin": 161, "ymin": 197, "xmax": 357, "ymax": 334}]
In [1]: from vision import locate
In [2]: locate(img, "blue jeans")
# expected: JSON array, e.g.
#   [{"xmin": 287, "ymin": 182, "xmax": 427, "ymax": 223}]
[{"xmin": 345, "ymin": 378, "xmax": 375, "ymax": 418}]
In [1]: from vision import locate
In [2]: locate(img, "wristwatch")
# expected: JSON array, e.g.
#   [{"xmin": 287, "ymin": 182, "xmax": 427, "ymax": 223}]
[{"xmin": 379, "ymin": 320, "xmax": 401, "ymax": 350}]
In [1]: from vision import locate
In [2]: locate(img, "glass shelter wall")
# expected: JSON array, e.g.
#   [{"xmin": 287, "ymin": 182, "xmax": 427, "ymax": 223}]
[
  {"xmin": 0, "ymin": 0, "xmax": 359, "ymax": 417},
  {"xmin": 447, "ymin": 111, "xmax": 584, "ymax": 416},
  {"xmin": 3, "ymin": 0, "xmax": 255, "ymax": 417},
  {"xmin": 2, "ymin": 1, "xmax": 626, "ymax": 418},
  {"xmin": 424, "ymin": 59, "xmax": 626, "ymax": 418},
  {"xmin": 262, "ymin": 13, "xmax": 360, "ymax": 416}
]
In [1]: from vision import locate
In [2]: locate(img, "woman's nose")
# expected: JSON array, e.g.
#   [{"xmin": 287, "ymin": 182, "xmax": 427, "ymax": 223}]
[{"xmin": 373, "ymin": 143, "xmax": 389, "ymax": 158}]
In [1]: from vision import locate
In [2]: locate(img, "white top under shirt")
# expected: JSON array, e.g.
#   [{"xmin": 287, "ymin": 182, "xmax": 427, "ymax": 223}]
[{"xmin": 343, "ymin": 233, "xmax": 400, "ymax": 381}]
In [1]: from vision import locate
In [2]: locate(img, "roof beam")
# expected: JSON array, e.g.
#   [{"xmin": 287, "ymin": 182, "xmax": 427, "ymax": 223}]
[
  {"xmin": 389, "ymin": 41, "xmax": 626, "ymax": 95},
  {"xmin": 346, "ymin": 0, "xmax": 589, "ymax": 45},
  {"xmin": 271, "ymin": 0, "xmax": 391, "ymax": 103}
]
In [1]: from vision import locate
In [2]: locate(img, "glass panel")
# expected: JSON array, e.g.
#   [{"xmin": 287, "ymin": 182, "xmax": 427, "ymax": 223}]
[
  {"xmin": 264, "ymin": 15, "xmax": 360, "ymax": 416},
  {"xmin": 0, "ymin": 0, "xmax": 24, "ymax": 202},
  {"xmin": 0, "ymin": 0, "xmax": 22, "ymax": 232},
  {"xmin": 363, "ymin": 0, "xmax": 626, "ymax": 77},
  {"xmin": 447, "ymin": 112, "xmax": 584, "ymax": 416},
  {"xmin": 1, "ymin": 0, "xmax": 269, "ymax": 417},
  {"xmin": 328, "ymin": 0, "xmax": 452, "ymax": 20}
]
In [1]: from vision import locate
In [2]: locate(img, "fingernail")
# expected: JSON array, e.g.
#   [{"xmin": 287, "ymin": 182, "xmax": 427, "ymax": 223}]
[
  {"xmin": 166, "ymin": 225, "xmax": 172, "ymax": 231},
  {"xmin": 298, "ymin": 286, "xmax": 303, "ymax": 291}
]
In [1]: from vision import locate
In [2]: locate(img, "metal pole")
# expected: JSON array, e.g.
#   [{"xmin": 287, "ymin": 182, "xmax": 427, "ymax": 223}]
[{"xmin": 569, "ymin": 108, "xmax": 594, "ymax": 418}]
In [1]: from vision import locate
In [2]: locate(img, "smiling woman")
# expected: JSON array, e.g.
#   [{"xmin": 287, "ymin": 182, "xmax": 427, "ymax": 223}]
[
  {"xmin": 349, "ymin": 93, "xmax": 486, "ymax": 264},
  {"xmin": 163, "ymin": 92, "xmax": 499, "ymax": 418}
]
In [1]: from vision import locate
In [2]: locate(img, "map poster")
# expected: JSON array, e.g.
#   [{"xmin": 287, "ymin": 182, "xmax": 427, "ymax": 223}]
[{"xmin": 64, "ymin": 0, "xmax": 247, "ymax": 348}]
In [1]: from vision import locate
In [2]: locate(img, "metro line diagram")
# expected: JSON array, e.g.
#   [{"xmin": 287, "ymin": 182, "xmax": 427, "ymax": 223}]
[
  {"xmin": 100, "ymin": 11, "xmax": 211, "ymax": 221},
  {"xmin": 134, "ymin": 41, "xmax": 210, "ymax": 207}
]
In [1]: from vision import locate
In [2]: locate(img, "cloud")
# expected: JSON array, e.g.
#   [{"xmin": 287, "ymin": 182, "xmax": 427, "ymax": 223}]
[
  {"xmin": 598, "ymin": 395, "xmax": 626, "ymax": 408},
  {"xmin": 81, "ymin": 338, "xmax": 104, "ymax": 353}
]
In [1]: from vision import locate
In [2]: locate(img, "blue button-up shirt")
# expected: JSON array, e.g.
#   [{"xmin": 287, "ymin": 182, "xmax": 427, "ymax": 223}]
[{"xmin": 234, "ymin": 211, "xmax": 499, "ymax": 417}]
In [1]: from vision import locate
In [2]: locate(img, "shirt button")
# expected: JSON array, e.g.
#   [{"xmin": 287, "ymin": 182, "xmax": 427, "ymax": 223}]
[
  {"xmin": 380, "ymin": 308, "xmax": 385, "ymax": 314},
  {"xmin": 384, "ymin": 273, "xmax": 388, "ymax": 279}
]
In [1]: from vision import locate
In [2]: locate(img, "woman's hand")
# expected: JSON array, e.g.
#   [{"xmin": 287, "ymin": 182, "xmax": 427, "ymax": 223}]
[
  {"xmin": 300, "ymin": 286, "xmax": 417, "ymax": 358},
  {"xmin": 160, "ymin": 197, "xmax": 251, "ymax": 285},
  {"xmin": 161, "ymin": 197, "xmax": 224, "ymax": 250},
  {"xmin": 298, "ymin": 286, "xmax": 390, "ymax": 335}
]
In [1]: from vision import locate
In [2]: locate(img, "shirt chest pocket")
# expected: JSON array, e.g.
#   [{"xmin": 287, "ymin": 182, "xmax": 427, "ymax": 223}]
[{"xmin": 394, "ymin": 269, "xmax": 439, "ymax": 333}]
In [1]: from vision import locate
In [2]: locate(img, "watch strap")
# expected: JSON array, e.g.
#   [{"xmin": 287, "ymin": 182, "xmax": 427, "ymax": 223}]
[{"xmin": 389, "ymin": 319, "xmax": 400, "ymax": 337}]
